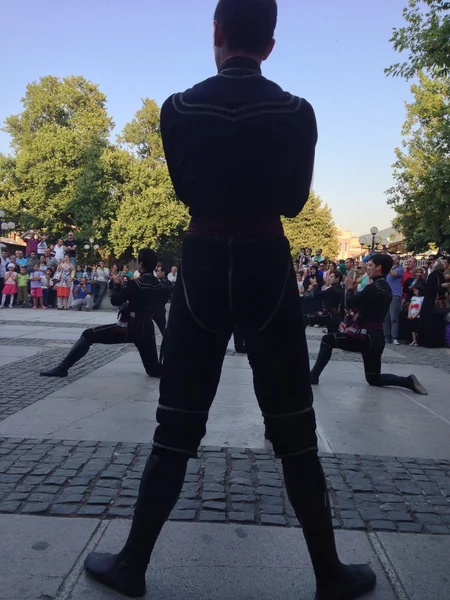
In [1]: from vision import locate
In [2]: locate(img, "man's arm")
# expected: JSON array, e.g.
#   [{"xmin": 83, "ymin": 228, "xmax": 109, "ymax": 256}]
[
  {"xmin": 110, "ymin": 280, "xmax": 134, "ymax": 307},
  {"xmin": 283, "ymin": 99, "xmax": 318, "ymax": 217},
  {"xmin": 160, "ymin": 95, "xmax": 185, "ymax": 202},
  {"xmin": 389, "ymin": 266, "xmax": 404, "ymax": 278},
  {"xmin": 345, "ymin": 283, "xmax": 377, "ymax": 310}
]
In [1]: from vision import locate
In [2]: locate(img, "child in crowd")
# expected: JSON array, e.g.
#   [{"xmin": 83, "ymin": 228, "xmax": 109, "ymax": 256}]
[
  {"xmin": 17, "ymin": 265, "xmax": 30, "ymax": 307},
  {"xmin": 30, "ymin": 263, "xmax": 46, "ymax": 309},
  {"xmin": 407, "ymin": 280, "xmax": 425, "ymax": 346},
  {"xmin": 1, "ymin": 263, "xmax": 17, "ymax": 308},
  {"xmin": 42, "ymin": 268, "xmax": 55, "ymax": 307}
]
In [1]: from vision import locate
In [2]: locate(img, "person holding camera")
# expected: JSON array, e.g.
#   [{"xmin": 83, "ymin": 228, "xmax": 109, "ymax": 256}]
[{"xmin": 71, "ymin": 277, "xmax": 94, "ymax": 311}]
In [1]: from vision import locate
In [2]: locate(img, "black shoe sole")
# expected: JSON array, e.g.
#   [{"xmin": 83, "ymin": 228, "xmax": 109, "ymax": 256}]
[
  {"xmin": 410, "ymin": 374, "xmax": 428, "ymax": 395},
  {"xmin": 39, "ymin": 372, "xmax": 68, "ymax": 377}
]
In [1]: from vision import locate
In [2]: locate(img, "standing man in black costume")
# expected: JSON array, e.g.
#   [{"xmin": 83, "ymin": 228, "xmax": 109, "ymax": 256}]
[
  {"xmin": 310, "ymin": 253, "xmax": 428, "ymax": 394},
  {"xmin": 84, "ymin": 2, "xmax": 377, "ymax": 599},
  {"xmin": 40, "ymin": 248, "xmax": 170, "ymax": 379},
  {"xmin": 303, "ymin": 270, "xmax": 344, "ymax": 333}
]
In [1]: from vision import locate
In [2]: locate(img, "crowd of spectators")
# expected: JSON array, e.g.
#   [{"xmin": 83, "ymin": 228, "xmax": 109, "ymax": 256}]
[
  {"xmin": 0, "ymin": 231, "xmax": 178, "ymax": 312},
  {"xmin": 295, "ymin": 248, "xmax": 450, "ymax": 348}
]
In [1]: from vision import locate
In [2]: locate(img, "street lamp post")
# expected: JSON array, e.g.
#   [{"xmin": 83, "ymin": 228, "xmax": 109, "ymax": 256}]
[
  {"xmin": 359, "ymin": 226, "xmax": 382, "ymax": 257},
  {"xmin": 0, "ymin": 209, "xmax": 16, "ymax": 246},
  {"xmin": 84, "ymin": 237, "xmax": 100, "ymax": 265}
]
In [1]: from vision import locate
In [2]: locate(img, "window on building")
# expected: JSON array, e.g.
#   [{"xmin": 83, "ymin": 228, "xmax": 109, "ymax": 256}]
[{"xmin": 344, "ymin": 243, "xmax": 348, "ymax": 254}]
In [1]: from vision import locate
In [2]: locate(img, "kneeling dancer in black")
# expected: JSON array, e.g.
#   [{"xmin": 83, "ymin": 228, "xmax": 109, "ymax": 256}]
[
  {"xmin": 83, "ymin": 2, "xmax": 378, "ymax": 599},
  {"xmin": 310, "ymin": 253, "xmax": 428, "ymax": 394},
  {"xmin": 303, "ymin": 270, "xmax": 344, "ymax": 333},
  {"xmin": 40, "ymin": 248, "xmax": 170, "ymax": 379}
]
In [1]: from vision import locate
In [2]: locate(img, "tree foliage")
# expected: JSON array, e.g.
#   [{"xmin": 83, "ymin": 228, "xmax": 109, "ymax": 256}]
[
  {"xmin": 386, "ymin": 0, "xmax": 450, "ymax": 79},
  {"xmin": 1, "ymin": 75, "xmax": 114, "ymax": 245},
  {"xmin": 109, "ymin": 99, "xmax": 189, "ymax": 263},
  {"xmin": 386, "ymin": 72, "xmax": 450, "ymax": 253},
  {"xmin": 282, "ymin": 192, "xmax": 339, "ymax": 259}
]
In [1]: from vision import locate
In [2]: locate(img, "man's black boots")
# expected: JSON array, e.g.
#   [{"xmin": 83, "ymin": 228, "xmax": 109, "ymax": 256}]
[
  {"xmin": 84, "ymin": 451, "xmax": 188, "ymax": 598},
  {"xmin": 40, "ymin": 337, "xmax": 90, "ymax": 377},
  {"xmin": 282, "ymin": 455, "xmax": 376, "ymax": 600}
]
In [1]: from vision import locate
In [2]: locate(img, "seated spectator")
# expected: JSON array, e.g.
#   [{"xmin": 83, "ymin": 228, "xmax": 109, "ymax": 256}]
[
  {"xmin": 120, "ymin": 265, "xmax": 134, "ymax": 279},
  {"xmin": 72, "ymin": 277, "xmax": 94, "ymax": 311},
  {"xmin": 168, "ymin": 266, "xmax": 178, "ymax": 283}
]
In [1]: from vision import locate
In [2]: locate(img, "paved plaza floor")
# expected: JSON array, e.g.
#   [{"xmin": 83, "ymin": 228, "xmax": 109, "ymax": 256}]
[{"xmin": 0, "ymin": 308, "xmax": 449, "ymax": 599}]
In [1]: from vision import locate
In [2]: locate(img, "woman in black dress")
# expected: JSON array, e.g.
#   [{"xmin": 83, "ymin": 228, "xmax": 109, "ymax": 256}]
[{"xmin": 420, "ymin": 260, "xmax": 446, "ymax": 347}]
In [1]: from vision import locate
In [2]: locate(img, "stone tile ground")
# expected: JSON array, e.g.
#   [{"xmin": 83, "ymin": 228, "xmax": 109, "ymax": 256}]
[
  {"xmin": 0, "ymin": 439, "xmax": 448, "ymax": 534},
  {"xmin": 0, "ymin": 342, "xmax": 131, "ymax": 421}
]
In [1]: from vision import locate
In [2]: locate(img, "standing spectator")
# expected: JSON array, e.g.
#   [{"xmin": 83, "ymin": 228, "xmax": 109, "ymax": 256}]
[
  {"xmin": 426, "ymin": 255, "xmax": 436, "ymax": 276},
  {"xmin": 0, "ymin": 249, "xmax": 8, "ymax": 293},
  {"xmin": 37, "ymin": 234, "xmax": 48, "ymax": 256},
  {"xmin": 93, "ymin": 260, "xmax": 110, "ymax": 309},
  {"xmin": 56, "ymin": 255, "xmax": 74, "ymax": 310},
  {"xmin": 63, "ymin": 232, "xmax": 77, "ymax": 268},
  {"xmin": 42, "ymin": 268, "xmax": 55, "ymax": 308},
  {"xmin": 421, "ymin": 259, "xmax": 446, "ymax": 347},
  {"xmin": 72, "ymin": 277, "xmax": 94, "ymax": 311},
  {"xmin": 313, "ymin": 248, "xmax": 324, "ymax": 263},
  {"xmin": 22, "ymin": 230, "xmax": 39, "ymax": 256},
  {"xmin": 407, "ymin": 280, "xmax": 425, "ymax": 346},
  {"xmin": 1, "ymin": 264, "xmax": 17, "ymax": 308},
  {"xmin": 54, "ymin": 239, "xmax": 65, "ymax": 261},
  {"xmin": 402, "ymin": 256, "xmax": 417, "ymax": 288},
  {"xmin": 30, "ymin": 263, "xmax": 46, "ymax": 309},
  {"xmin": 383, "ymin": 252, "xmax": 404, "ymax": 345},
  {"xmin": 44, "ymin": 248, "xmax": 58, "ymax": 269},
  {"xmin": 15, "ymin": 250, "xmax": 27, "ymax": 268},
  {"xmin": 344, "ymin": 257, "xmax": 355, "ymax": 279},
  {"xmin": 16, "ymin": 266, "xmax": 30, "ymax": 307},
  {"xmin": 355, "ymin": 263, "xmax": 370, "ymax": 293},
  {"xmin": 168, "ymin": 266, "xmax": 178, "ymax": 283},
  {"xmin": 38, "ymin": 255, "xmax": 48, "ymax": 274},
  {"xmin": 7, "ymin": 255, "xmax": 19, "ymax": 273},
  {"xmin": 26, "ymin": 251, "xmax": 39, "ymax": 274}
]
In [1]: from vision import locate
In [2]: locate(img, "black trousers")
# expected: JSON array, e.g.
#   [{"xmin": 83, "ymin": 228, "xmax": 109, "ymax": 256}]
[
  {"xmin": 153, "ymin": 234, "xmax": 317, "ymax": 459},
  {"xmin": 82, "ymin": 322, "xmax": 160, "ymax": 374},
  {"xmin": 311, "ymin": 330, "xmax": 414, "ymax": 389},
  {"xmin": 303, "ymin": 311, "xmax": 339, "ymax": 333}
]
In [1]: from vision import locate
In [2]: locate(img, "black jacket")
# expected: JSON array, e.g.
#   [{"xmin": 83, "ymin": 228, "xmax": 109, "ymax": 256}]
[
  {"xmin": 316, "ymin": 283, "xmax": 344, "ymax": 312},
  {"xmin": 110, "ymin": 273, "xmax": 172, "ymax": 318},
  {"xmin": 160, "ymin": 57, "xmax": 317, "ymax": 219},
  {"xmin": 346, "ymin": 276, "xmax": 392, "ymax": 328}
]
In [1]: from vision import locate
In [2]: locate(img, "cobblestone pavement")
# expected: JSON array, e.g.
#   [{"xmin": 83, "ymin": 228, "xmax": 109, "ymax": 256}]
[
  {"xmin": 0, "ymin": 439, "xmax": 448, "ymax": 534},
  {"xmin": 0, "ymin": 344, "xmax": 132, "ymax": 422}
]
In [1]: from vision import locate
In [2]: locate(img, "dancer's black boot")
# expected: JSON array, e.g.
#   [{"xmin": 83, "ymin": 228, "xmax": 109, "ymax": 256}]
[
  {"xmin": 372, "ymin": 373, "xmax": 428, "ymax": 395},
  {"xmin": 282, "ymin": 455, "xmax": 376, "ymax": 600},
  {"xmin": 40, "ymin": 337, "xmax": 90, "ymax": 377},
  {"xmin": 310, "ymin": 338, "xmax": 333, "ymax": 385},
  {"xmin": 84, "ymin": 450, "xmax": 188, "ymax": 598}
]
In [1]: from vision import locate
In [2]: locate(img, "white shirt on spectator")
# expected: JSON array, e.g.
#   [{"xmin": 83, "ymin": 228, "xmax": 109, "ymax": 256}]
[
  {"xmin": 54, "ymin": 245, "xmax": 65, "ymax": 260},
  {"xmin": 95, "ymin": 267, "xmax": 110, "ymax": 282}
]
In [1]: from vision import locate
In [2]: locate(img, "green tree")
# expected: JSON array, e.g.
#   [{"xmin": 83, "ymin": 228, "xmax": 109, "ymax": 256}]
[
  {"xmin": 282, "ymin": 192, "xmax": 339, "ymax": 259},
  {"xmin": 386, "ymin": 72, "xmax": 450, "ymax": 253},
  {"xmin": 386, "ymin": 0, "xmax": 450, "ymax": 79},
  {"xmin": 109, "ymin": 99, "xmax": 189, "ymax": 263},
  {"xmin": 1, "ymin": 75, "xmax": 114, "ymax": 244}
]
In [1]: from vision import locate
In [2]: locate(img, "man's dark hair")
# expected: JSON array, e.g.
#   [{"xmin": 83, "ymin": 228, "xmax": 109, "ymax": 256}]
[
  {"xmin": 346, "ymin": 257, "xmax": 355, "ymax": 264},
  {"xmin": 333, "ymin": 270, "xmax": 343, "ymax": 283},
  {"xmin": 371, "ymin": 253, "xmax": 393, "ymax": 276},
  {"xmin": 138, "ymin": 248, "xmax": 157, "ymax": 272},
  {"xmin": 214, "ymin": 0, "xmax": 277, "ymax": 54}
]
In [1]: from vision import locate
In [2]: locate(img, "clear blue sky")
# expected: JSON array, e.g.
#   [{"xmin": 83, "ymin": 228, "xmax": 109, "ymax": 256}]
[{"xmin": 0, "ymin": 0, "xmax": 413, "ymax": 234}]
